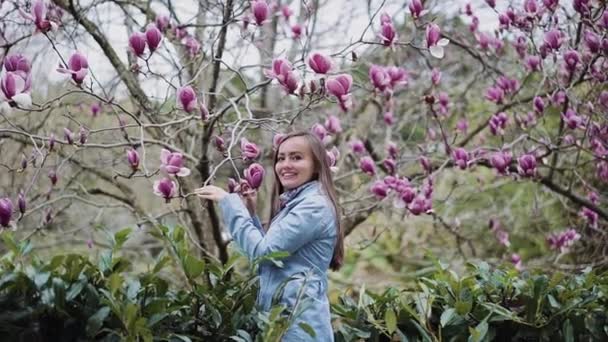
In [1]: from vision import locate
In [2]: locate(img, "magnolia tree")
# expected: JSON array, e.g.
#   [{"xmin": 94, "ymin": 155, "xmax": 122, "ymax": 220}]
[{"xmin": 0, "ymin": 0, "xmax": 606, "ymax": 270}]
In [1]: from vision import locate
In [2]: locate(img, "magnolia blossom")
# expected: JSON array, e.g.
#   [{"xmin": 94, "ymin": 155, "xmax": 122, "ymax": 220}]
[
  {"xmin": 57, "ymin": 52, "xmax": 88, "ymax": 84},
  {"xmin": 244, "ymin": 163, "xmax": 265, "ymax": 189},
  {"xmin": 369, "ymin": 65, "xmax": 390, "ymax": 92},
  {"xmin": 265, "ymin": 58, "xmax": 299, "ymax": 94},
  {"xmin": 379, "ymin": 14, "xmax": 397, "ymax": 47},
  {"xmin": 359, "ymin": 156, "xmax": 376, "ymax": 176},
  {"xmin": 213, "ymin": 136, "xmax": 225, "ymax": 152},
  {"xmin": 350, "ymin": 139, "xmax": 365, "ymax": 154},
  {"xmin": 127, "ymin": 148, "xmax": 140, "ymax": 170},
  {"xmin": 326, "ymin": 147, "xmax": 340, "ymax": 173},
  {"xmin": 562, "ymin": 108, "xmax": 584, "ymax": 130},
  {"xmin": 4, "ymin": 54, "xmax": 30, "ymax": 73},
  {"xmin": 387, "ymin": 142, "xmax": 398, "ymax": 159},
  {"xmin": 308, "ymin": 52, "xmax": 332, "ymax": 74},
  {"xmin": 19, "ymin": 0, "xmax": 58, "ymax": 33},
  {"xmin": 177, "ymin": 86, "xmax": 197, "ymax": 113},
  {"xmin": 145, "ymin": 24, "xmax": 163, "ymax": 52},
  {"xmin": 0, "ymin": 198, "xmax": 12, "ymax": 227},
  {"xmin": 510, "ymin": 254, "xmax": 523, "ymax": 271},
  {"xmin": 155, "ymin": 15, "xmax": 170, "ymax": 32},
  {"xmin": 129, "ymin": 32, "xmax": 147, "ymax": 57},
  {"xmin": 160, "ymin": 149, "xmax": 191, "ymax": 177},
  {"xmin": 452, "ymin": 148, "xmax": 469, "ymax": 170},
  {"xmin": 371, "ymin": 180, "xmax": 389, "ymax": 199},
  {"xmin": 326, "ymin": 74, "xmax": 353, "ymax": 112},
  {"xmin": 240, "ymin": 138, "xmax": 261, "ymax": 160},
  {"xmin": 251, "ymin": 0, "xmax": 269, "ymax": 26},
  {"xmin": 489, "ymin": 112, "xmax": 509, "ymax": 136},
  {"xmin": 153, "ymin": 177, "xmax": 177, "ymax": 202},
  {"xmin": 426, "ymin": 23, "xmax": 450, "ymax": 58},
  {"xmin": 311, "ymin": 123, "xmax": 327, "ymax": 142},
  {"xmin": 491, "ymin": 151, "xmax": 512, "ymax": 175},
  {"xmin": 18, "ymin": 190, "xmax": 26, "ymax": 215},
  {"xmin": 409, "ymin": 0, "xmax": 425, "ymax": 18},
  {"xmin": 324, "ymin": 115, "xmax": 342, "ymax": 134},
  {"xmin": 547, "ymin": 228, "xmax": 581, "ymax": 253},
  {"xmin": 431, "ymin": 68, "xmax": 441, "ymax": 85},
  {"xmin": 1, "ymin": 71, "xmax": 32, "ymax": 108},
  {"xmin": 517, "ymin": 153, "xmax": 537, "ymax": 177},
  {"xmin": 272, "ymin": 133, "xmax": 286, "ymax": 150}
]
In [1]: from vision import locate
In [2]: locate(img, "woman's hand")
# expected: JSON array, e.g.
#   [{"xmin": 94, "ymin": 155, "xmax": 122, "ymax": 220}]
[
  {"xmin": 240, "ymin": 188, "xmax": 257, "ymax": 216},
  {"xmin": 194, "ymin": 185, "xmax": 228, "ymax": 202}
]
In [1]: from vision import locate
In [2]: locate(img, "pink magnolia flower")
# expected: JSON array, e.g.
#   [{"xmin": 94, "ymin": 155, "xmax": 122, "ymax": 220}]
[
  {"xmin": 498, "ymin": 13, "xmax": 511, "ymax": 29},
  {"xmin": 184, "ymin": 36, "xmax": 201, "ymax": 56},
  {"xmin": 369, "ymin": 65, "xmax": 390, "ymax": 92},
  {"xmin": 265, "ymin": 58, "xmax": 299, "ymax": 94},
  {"xmin": 426, "ymin": 23, "xmax": 449, "ymax": 58},
  {"xmin": 78, "ymin": 126, "xmax": 88, "ymax": 144},
  {"xmin": 48, "ymin": 169, "xmax": 58, "ymax": 185},
  {"xmin": 240, "ymin": 138, "xmax": 261, "ymax": 160},
  {"xmin": 547, "ymin": 228, "xmax": 581, "ymax": 252},
  {"xmin": 601, "ymin": 10, "xmax": 608, "ymax": 29},
  {"xmin": 543, "ymin": 29, "xmax": 563, "ymax": 51},
  {"xmin": 291, "ymin": 24, "xmax": 303, "ymax": 39},
  {"xmin": 129, "ymin": 32, "xmax": 147, "ymax": 57},
  {"xmin": 213, "ymin": 135, "xmax": 225, "ymax": 152},
  {"xmin": 244, "ymin": 163, "xmax": 265, "ymax": 189},
  {"xmin": 155, "ymin": 15, "xmax": 170, "ymax": 32},
  {"xmin": 281, "ymin": 5, "xmax": 293, "ymax": 20},
  {"xmin": 543, "ymin": 0, "xmax": 559, "ymax": 11},
  {"xmin": 324, "ymin": 115, "xmax": 342, "ymax": 134},
  {"xmin": 489, "ymin": 112, "xmax": 509, "ymax": 136},
  {"xmin": 153, "ymin": 177, "xmax": 177, "ymax": 202},
  {"xmin": 485, "ymin": 0, "xmax": 496, "ymax": 8},
  {"xmin": 420, "ymin": 156, "xmax": 432, "ymax": 173},
  {"xmin": 431, "ymin": 68, "xmax": 441, "ymax": 85},
  {"xmin": 57, "ymin": 52, "xmax": 88, "ymax": 84},
  {"xmin": 311, "ymin": 123, "xmax": 327, "ymax": 141},
  {"xmin": 385, "ymin": 66, "xmax": 408, "ymax": 88},
  {"xmin": 573, "ymin": 0, "xmax": 591, "ymax": 16},
  {"xmin": 525, "ymin": 55, "xmax": 541, "ymax": 72},
  {"xmin": 4, "ymin": 54, "xmax": 31, "ymax": 73},
  {"xmin": 383, "ymin": 111, "xmax": 395, "ymax": 125},
  {"xmin": 127, "ymin": 148, "xmax": 139, "ymax": 170},
  {"xmin": 350, "ymin": 139, "xmax": 365, "ymax": 154},
  {"xmin": 145, "ymin": 24, "xmax": 163, "ymax": 52},
  {"xmin": 387, "ymin": 142, "xmax": 398, "ymax": 159},
  {"xmin": 563, "ymin": 50, "xmax": 580, "ymax": 73},
  {"xmin": 456, "ymin": 118, "xmax": 469, "ymax": 134},
  {"xmin": 91, "ymin": 102, "xmax": 101, "ymax": 117},
  {"xmin": 597, "ymin": 161, "xmax": 608, "ymax": 183},
  {"xmin": 533, "ymin": 96, "xmax": 545, "ymax": 114},
  {"xmin": 63, "ymin": 127, "xmax": 74, "ymax": 145},
  {"xmin": 496, "ymin": 76, "xmax": 519, "ymax": 94},
  {"xmin": 0, "ymin": 198, "xmax": 13, "ymax": 227},
  {"xmin": 452, "ymin": 148, "xmax": 469, "ymax": 170},
  {"xmin": 1, "ymin": 71, "xmax": 32, "ymax": 107},
  {"xmin": 177, "ymin": 86, "xmax": 197, "ymax": 113},
  {"xmin": 517, "ymin": 153, "xmax": 537, "ymax": 177},
  {"xmin": 160, "ymin": 148, "xmax": 191, "ymax": 177},
  {"xmin": 20, "ymin": 0, "xmax": 58, "ymax": 33},
  {"xmin": 583, "ymin": 30, "xmax": 600, "ymax": 53},
  {"xmin": 359, "ymin": 156, "xmax": 376, "ymax": 176},
  {"xmin": 561, "ymin": 108, "xmax": 584, "ymax": 130},
  {"xmin": 485, "ymin": 86, "xmax": 504, "ymax": 104},
  {"xmin": 326, "ymin": 74, "xmax": 353, "ymax": 111},
  {"xmin": 510, "ymin": 254, "xmax": 523, "ymax": 271},
  {"xmin": 383, "ymin": 158, "xmax": 396, "ymax": 175},
  {"xmin": 491, "ymin": 151, "xmax": 512, "ymax": 175},
  {"xmin": 379, "ymin": 15, "xmax": 397, "ymax": 47},
  {"xmin": 409, "ymin": 0, "xmax": 424, "ymax": 18},
  {"xmin": 408, "ymin": 195, "xmax": 428, "ymax": 215},
  {"xmin": 227, "ymin": 178, "xmax": 239, "ymax": 193},
  {"xmin": 524, "ymin": 0, "xmax": 538, "ymax": 15},
  {"xmin": 371, "ymin": 180, "xmax": 389, "ymax": 199},
  {"xmin": 308, "ymin": 52, "xmax": 332, "ymax": 74},
  {"xmin": 251, "ymin": 0, "xmax": 269, "ymax": 26},
  {"xmin": 326, "ymin": 147, "xmax": 340, "ymax": 173},
  {"xmin": 18, "ymin": 190, "xmax": 26, "ymax": 214}
]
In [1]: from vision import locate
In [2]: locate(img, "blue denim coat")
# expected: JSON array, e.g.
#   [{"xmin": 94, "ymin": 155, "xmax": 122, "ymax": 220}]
[{"xmin": 219, "ymin": 181, "xmax": 336, "ymax": 341}]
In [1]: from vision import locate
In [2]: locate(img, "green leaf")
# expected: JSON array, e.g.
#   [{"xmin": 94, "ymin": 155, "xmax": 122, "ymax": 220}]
[
  {"xmin": 298, "ymin": 322, "xmax": 317, "ymax": 338},
  {"xmin": 34, "ymin": 272, "xmax": 50, "ymax": 289},
  {"xmin": 114, "ymin": 228, "xmax": 133, "ymax": 250},
  {"xmin": 86, "ymin": 306, "xmax": 111, "ymax": 337},
  {"xmin": 108, "ymin": 273, "xmax": 123, "ymax": 296},
  {"xmin": 547, "ymin": 294, "xmax": 560, "ymax": 309},
  {"xmin": 468, "ymin": 321, "xmax": 488, "ymax": 342},
  {"xmin": 563, "ymin": 319, "xmax": 574, "ymax": 342},
  {"xmin": 183, "ymin": 254, "xmax": 205, "ymax": 279},
  {"xmin": 440, "ymin": 308, "xmax": 456, "ymax": 327},
  {"xmin": 385, "ymin": 308, "xmax": 397, "ymax": 334},
  {"xmin": 66, "ymin": 281, "xmax": 85, "ymax": 301},
  {"xmin": 169, "ymin": 334, "xmax": 192, "ymax": 342},
  {"xmin": 455, "ymin": 300, "xmax": 472, "ymax": 315}
]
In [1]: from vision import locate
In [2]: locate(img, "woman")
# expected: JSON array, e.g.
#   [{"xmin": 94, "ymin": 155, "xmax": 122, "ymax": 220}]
[{"xmin": 195, "ymin": 131, "xmax": 344, "ymax": 341}]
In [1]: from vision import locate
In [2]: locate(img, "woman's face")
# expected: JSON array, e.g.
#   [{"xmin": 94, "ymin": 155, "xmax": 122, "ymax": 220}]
[{"xmin": 275, "ymin": 136, "xmax": 316, "ymax": 190}]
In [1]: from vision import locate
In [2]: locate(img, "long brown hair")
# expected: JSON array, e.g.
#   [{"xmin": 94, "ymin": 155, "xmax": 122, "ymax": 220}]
[{"xmin": 267, "ymin": 131, "xmax": 344, "ymax": 271}]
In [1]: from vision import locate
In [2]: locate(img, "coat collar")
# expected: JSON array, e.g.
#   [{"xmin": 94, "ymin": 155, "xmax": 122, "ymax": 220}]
[{"xmin": 279, "ymin": 180, "xmax": 320, "ymax": 209}]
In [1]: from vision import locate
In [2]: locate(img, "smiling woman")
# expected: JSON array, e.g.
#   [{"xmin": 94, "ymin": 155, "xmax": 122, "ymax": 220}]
[{"xmin": 195, "ymin": 131, "xmax": 344, "ymax": 341}]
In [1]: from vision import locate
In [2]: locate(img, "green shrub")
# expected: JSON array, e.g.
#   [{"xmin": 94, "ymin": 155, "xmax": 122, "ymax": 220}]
[{"xmin": 1, "ymin": 227, "xmax": 606, "ymax": 341}]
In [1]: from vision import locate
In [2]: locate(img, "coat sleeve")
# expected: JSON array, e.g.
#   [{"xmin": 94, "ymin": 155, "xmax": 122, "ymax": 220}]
[{"xmin": 219, "ymin": 193, "xmax": 327, "ymax": 260}]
